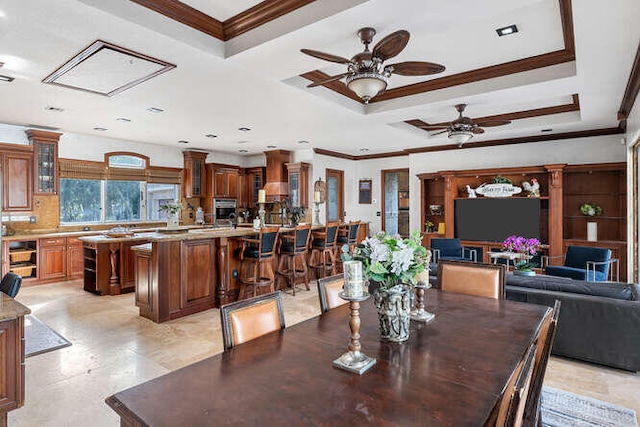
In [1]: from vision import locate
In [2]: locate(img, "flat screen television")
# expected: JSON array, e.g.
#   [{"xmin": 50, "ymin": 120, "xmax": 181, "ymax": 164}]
[{"xmin": 455, "ymin": 198, "xmax": 540, "ymax": 242}]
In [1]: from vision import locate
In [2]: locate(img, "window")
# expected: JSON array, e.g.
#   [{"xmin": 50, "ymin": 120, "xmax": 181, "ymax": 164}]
[
  {"xmin": 106, "ymin": 180, "xmax": 143, "ymax": 222},
  {"xmin": 60, "ymin": 179, "xmax": 180, "ymax": 225},
  {"xmin": 60, "ymin": 179, "xmax": 102, "ymax": 223},
  {"xmin": 108, "ymin": 154, "xmax": 145, "ymax": 168}
]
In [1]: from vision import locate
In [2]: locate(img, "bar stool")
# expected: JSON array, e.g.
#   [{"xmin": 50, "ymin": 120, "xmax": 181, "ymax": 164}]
[
  {"xmin": 335, "ymin": 220, "xmax": 361, "ymax": 273},
  {"xmin": 277, "ymin": 224, "xmax": 311, "ymax": 295},
  {"xmin": 309, "ymin": 221, "xmax": 339, "ymax": 280},
  {"xmin": 238, "ymin": 226, "xmax": 279, "ymax": 300}
]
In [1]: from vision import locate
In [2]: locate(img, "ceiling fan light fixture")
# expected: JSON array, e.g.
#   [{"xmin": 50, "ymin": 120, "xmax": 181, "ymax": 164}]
[
  {"xmin": 346, "ymin": 72, "xmax": 388, "ymax": 103},
  {"xmin": 448, "ymin": 130, "xmax": 473, "ymax": 147}
]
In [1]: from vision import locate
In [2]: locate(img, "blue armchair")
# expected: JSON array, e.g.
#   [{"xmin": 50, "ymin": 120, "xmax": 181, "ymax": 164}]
[
  {"xmin": 431, "ymin": 238, "xmax": 478, "ymax": 263},
  {"xmin": 544, "ymin": 245, "xmax": 618, "ymax": 282}
]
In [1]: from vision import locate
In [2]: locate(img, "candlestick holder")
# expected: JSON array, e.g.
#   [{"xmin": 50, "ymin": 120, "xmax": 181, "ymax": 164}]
[
  {"xmin": 410, "ymin": 282, "xmax": 434, "ymax": 323},
  {"xmin": 258, "ymin": 203, "xmax": 266, "ymax": 227},
  {"xmin": 313, "ymin": 201, "xmax": 322, "ymax": 226},
  {"xmin": 333, "ymin": 291, "xmax": 376, "ymax": 375}
]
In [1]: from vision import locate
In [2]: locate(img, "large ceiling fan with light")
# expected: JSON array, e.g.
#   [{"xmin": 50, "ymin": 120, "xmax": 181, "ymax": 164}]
[
  {"xmin": 417, "ymin": 104, "xmax": 512, "ymax": 147},
  {"xmin": 301, "ymin": 27, "xmax": 445, "ymax": 103}
]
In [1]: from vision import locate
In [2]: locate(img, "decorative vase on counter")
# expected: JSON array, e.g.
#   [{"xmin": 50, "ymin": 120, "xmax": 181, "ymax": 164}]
[
  {"xmin": 166, "ymin": 213, "xmax": 179, "ymax": 228},
  {"xmin": 372, "ymin": 283, "xmax": 412, "ymax": 343}
]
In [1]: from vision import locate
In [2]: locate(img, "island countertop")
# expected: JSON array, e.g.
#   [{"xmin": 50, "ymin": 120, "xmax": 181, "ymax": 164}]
[{"xmin": 0, "ymin": 295, "xmax": 30, "ymax": 321}]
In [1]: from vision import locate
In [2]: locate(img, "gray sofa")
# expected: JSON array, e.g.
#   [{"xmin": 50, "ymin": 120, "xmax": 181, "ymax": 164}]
[{"xmin": 506, "ymin": 275, "xmax": 640, "ymax": 372}]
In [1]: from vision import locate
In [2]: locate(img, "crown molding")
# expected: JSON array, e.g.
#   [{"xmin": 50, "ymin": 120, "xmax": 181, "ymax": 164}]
[{"xmin": 617, "ymin": 41, "xmax": 640, "ymax": 121}]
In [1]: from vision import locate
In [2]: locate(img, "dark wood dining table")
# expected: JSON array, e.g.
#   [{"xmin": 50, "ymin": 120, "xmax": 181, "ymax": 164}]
[{"xmin": 106, "ymin": 289, "xmax": 551, "ymax": 426}]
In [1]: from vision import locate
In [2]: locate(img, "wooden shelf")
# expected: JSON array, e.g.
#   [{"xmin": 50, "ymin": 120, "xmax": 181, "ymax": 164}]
[
  {"xmin": 564, "ymin": 215, "xmax": 625, "ymax": 220},
  {"xmin": 453, "ymin": 196, "xmax": 549, "ymax": 200}
]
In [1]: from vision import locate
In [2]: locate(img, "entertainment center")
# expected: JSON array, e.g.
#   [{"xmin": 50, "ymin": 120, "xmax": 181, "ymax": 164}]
[{"xmin": 418, "ymin": 162, "xmax": 627, "ymax": 281}]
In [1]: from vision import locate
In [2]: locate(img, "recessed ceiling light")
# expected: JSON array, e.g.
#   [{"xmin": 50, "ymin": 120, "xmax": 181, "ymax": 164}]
[
  {"xmin": 496, "ymin": 25, "xmax": 518, "ymax": 37},
  {"xmin": 359, "ymin": 148, "xmax": 370, "ymax": 152},
  {"xmin": 238, "ymin": 127, "xmax": 251, "ymax": 132},
  {"xmin": 298, "ymin": 140, "xmax": 310, "ymax": 144},
  {"xmin": 93, "ymin": 127, "xmax": 108, "ymax": 131},
  {"xmin": 0, "ymin": 62, "xmax": 4, "ymax": 68},
  {"xmin": 238, "ymin": 149, "xmax": 249, "ymax": 153},
  {"xmin": 0, "ymin": 74, "xmax": 14, "ymax": 82},
  {"xmin": 147, "ymin": 107, "xmax": 164, "ymax": 113},
  {"xmin": 238, "ymin": 141, "xmax": 250, "ymax": 144},
  {"xmin": 45, "ymin": 106, "xmax": 64, "ymax": 112},
  {"xmin": 541, "ymin": 128, "xmax": 553, "ymax": 133},
  {"xmin": 266, "ymin": 145, "xmax": 277, "ymax": 149},
  {"xmin": 178, "ymin": 140, "xmax": 189, "ymax": 144},
  {"xmin": 116, "ymin": 117, "xmax": 131, "ymax": 122},
  {"xmin": 205, "ymin": 134, "xmax": 217, "ymax": 138}
]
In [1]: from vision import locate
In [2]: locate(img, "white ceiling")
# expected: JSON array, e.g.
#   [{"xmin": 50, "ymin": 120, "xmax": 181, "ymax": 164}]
[{"xmin": 0, "ymin": 0, "xmax": 638, "ymax": 156}]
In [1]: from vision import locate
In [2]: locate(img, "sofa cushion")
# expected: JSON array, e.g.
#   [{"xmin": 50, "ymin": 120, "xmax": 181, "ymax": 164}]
[
  {"xmin": 546, "ymin": 265, "xmax": 607, "ymax": 282},
  {"xmin": 506, "ymin": 274, "xmax": 639, "ymax": 301}
]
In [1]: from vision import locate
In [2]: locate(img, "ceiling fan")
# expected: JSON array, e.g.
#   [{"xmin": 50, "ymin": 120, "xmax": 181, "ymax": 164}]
[
  {"xmin": 418, "ymin": 104, "xmax": 512, "ymax": 147},
  {"xmin": 301, "ymin": 27, "xmax": 445, "ymax": 103}
]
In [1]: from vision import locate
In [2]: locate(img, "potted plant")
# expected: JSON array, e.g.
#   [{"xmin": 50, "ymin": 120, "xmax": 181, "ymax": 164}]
[
  {"xmin": 425, "ymin": 220, "xmax": 434, "ymax": 232},
  {"xmin": 502, "ymin": 235, "xmax": 540, "ymax": 276},
  {"xmin": 159, "ymin": 200, "xmax": 182, "ymax": 227},
  {"xmin": 347, "ymin": 231, "xmax": 430, "ymax": 342},
  {"xmin": 580, "ymin": 202, "xmax": 602, "ymax": 217}
]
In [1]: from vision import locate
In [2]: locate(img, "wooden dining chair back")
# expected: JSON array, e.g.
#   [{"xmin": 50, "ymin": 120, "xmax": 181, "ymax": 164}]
[
  {"xmin": 238, "ymin": 226, "xmax": 280, "ymax": 299},
  {"xmin": 437, "ymin": 260, "xmax": 506, "ymax": 299},
  {"xmin": 495, "ymin": 342, "xmax": 537, "ymax": 427},
  {"xmin": 220, "ymin": 291, "xmax": 285, "ymax": 351},
  {"xmin": 277, "ymin": 223, "xmax": 312, "ymax": 295},
  {"xmin": 317, "ymin": 274, "xmax": 349, "ymax": 313},
  {"xmin": 523, "ymin": 300, "xmax": 562, "ymax": 426}
]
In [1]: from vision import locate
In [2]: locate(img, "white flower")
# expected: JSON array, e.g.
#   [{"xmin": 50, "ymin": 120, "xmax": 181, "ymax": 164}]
[
  {"xmin": 390, "ymin": 246, "xmax": 414, "ymax": 275},
  {"xmin": 368, "ymin": 238, "xmax": 390, "ymax": 264}
]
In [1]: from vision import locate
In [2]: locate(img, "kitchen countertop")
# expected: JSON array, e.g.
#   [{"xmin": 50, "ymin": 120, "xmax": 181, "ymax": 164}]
[{"xmin": 0, "ymin": 295, "xmax": 30, "ymax": 321}]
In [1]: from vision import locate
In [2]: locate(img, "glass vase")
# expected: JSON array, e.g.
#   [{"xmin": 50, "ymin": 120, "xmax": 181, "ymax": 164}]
[{"xmin": 372, "ymin": 283, "xmax": 411, "ymax": 342}]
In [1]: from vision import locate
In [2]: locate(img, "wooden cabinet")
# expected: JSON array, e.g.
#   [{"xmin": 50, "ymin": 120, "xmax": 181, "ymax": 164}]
[
  {"xmin": 26, "ymin": 129, "xmax": 61, "ymax": 195},
  {"xmin": 119, "ymin": 240, "xmax": 142, "ymax": 293},
  {"xmin": 6, "ymin": 240, "xmax": 37, "ymax": 281},
  {"xmin": 286, "ymin": 162, "xmax": 310, "ymax": 208},
  {"xmin": 3, "ymin": 152, "xmax": 33, "ymax": 212},
  {"xmin": 211, "ymin": 166, "xmax": 239, "ymax": 198},
  {"xmin": 0, "ymin": 305, "xmax": 29, "ymax": 422},
  {"xmin": 39, "ymin": 237, "xmax": 67, "ymax": 282},
  {"xmin": 244, "ymin": 167, "xmax": 265, "ymax": 208},
  {"xmin": 183, "ymin": 151, "xmax": 207, "ymax": 198},
  {"xmin": 67, "ymin": 237, "xmax": 84, "ymax": 279}
]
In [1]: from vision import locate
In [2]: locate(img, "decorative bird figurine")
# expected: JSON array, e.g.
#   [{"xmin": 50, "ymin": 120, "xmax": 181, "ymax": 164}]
[
  {"xmin": 522, "ymin": 178, "xmax": 540, "ymax": 197},
  {"xmin": 466, "ymin": 185, "xmax": 477, "ymax": 198}
]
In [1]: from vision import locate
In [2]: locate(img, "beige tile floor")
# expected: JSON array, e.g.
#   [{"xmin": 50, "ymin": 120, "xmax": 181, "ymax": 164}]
[{"xmin": 8, "ymin": 279, "xmax": 640, "ymax": 426}]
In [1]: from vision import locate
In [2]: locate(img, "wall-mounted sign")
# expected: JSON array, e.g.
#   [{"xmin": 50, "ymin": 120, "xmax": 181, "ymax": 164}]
[
  {"xmin": 474, "ymin": 183, "xmax": 522, "ymax": 198},
  {"xmin": 359, "ymin": 179, "xmax": 372, "ymax": 204}
]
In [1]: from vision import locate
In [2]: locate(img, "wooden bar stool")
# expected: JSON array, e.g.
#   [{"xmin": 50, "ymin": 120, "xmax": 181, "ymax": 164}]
[
  {"xmin": 277, "ymin": 224, "xmax": 311, "ymax": 296},
  {"xmin": 237, "ymin": 226, "xmax": 279, "ymax": 300},
  {"xmin": 309, "ymin": 222, "xmax": 339, "ymax": 280},
  {"xmin": 335, "ymin": 220, "xmax": 361, "ymax": 273}
]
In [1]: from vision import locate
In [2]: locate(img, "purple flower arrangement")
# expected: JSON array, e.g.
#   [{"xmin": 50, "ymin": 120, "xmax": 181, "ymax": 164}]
[{"xmin": 502, "ymin": 235, "xmax": 540, "ymax": 255}]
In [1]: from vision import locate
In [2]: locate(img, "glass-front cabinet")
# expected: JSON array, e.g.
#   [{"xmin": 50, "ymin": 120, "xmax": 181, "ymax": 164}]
[
  {"xmin": 286, "ymin": 162, "xmax": 310, "ymax": 208},
  {"xmin": 27, "ymin": 129, "xmax": 61, "ymax": 195}
]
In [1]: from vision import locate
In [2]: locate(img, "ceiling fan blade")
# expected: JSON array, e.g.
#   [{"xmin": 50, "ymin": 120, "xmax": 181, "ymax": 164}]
[
  {"xmin": 473, "ymin": 119, "xmax": 511, "ymax": 128},
  {"xmin": 430, "ymin": 129, "xmax": 449, "ymax": 136},
  {"xmin": 472, "ymin": 127, "xmax": 485, "ymax": 134},
  {"xmin": 371, "ymin": 30, "xmax": 410, "ymax": 61},
  {"xmin": 307, "ymin": 72, "xmax": 350, "ymax": 88},
  {"xmin": 387, "ymin": 61, "xmax": 446, "ymax": 76},
  {"xmin": 418, "ymin": 125, "xmax": 449, "ymax": 130},
  {"xmin": 300, "ymin": 49, "xmax": 351, "ymax": 64}
]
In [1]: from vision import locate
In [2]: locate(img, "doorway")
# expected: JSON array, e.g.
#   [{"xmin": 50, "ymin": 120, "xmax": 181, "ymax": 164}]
[
  {"xmin": 325, "ymin": 169, "xmax": 344, "ymax": 223},
  {"xmin": 382, "ymin": 169, "xmax": 409, "ymax": 236}
]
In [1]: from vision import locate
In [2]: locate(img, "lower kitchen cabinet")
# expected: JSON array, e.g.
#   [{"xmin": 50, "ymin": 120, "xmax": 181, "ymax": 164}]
[{"xmin": 39, "ymin": 237, "xmax": 67, "ymax": 282}]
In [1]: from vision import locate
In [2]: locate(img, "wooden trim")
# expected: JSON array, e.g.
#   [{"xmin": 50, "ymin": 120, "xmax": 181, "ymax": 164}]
[
  {"xmin": 0, "ymin": 142, "xmax": 33, "ymax": 154},
  {"xmin": 563, "ymin": 162, "xmax": 626, "ymax": 173},
  {"xmin": 300, "ymin": 71, "xmax": 363, "ymax": 103},
  {"xmin": 25, "ymin": 130, "xmax": 62, "ymax": 144},
  {"xmin": 223, "ymin": 0, "xmax": 315, "ymax": 39},
  {"xmin": 205, "ymin": 162, "xmax": 240, "ymax": 170},
  {"xmin": 357, "ymin": 151, "xmax": 409, "ymax": 160},
  {"xmin": 42, "ymin": 40, "xmax": 176, "ymax": 97},
  {"xmin": 633, "ymin": 144, "xmax": 639, "ymax": 283},
  {"xmin": 617, "ymin": 41, "xmax": 640, "ymax": 120},
  {"xmin": 130, "ymin": 0, "xmax": 224, "ymax": 40},
  {"xmin": 439, "ymin": 165, "xmax": 550, "ymax": 178},
  {"xmin": 407, "ymin": 95, "xmax": 580, "ymax": 129},
  {"xmin": 313, "ymin": 148, "xmax": 356, "ymax": 160}
]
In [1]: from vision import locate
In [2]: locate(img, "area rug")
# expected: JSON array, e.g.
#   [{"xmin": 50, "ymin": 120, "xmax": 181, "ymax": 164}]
[
  {"xmin": 24, "ymin": 314, "xmax": 72, "ymax": 358},
  {"xmin": 541, "ymin": 386, "xmax": 638, "ymax": 427}
]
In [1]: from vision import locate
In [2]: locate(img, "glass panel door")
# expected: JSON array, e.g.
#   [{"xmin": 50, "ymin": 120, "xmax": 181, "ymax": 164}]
[
  {"xmin": 384, "ymin": 173, "xmax": 399, "ymax": 235},
  {"xmin": 326, "ymin": 169, "xmax": 344, "ymax": 223}
]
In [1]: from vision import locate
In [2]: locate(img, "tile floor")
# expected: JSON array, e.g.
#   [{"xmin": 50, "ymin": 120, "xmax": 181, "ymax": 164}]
[{"xmin": 8, "ymin": 280, "xmax": 640, "ymax": 426}]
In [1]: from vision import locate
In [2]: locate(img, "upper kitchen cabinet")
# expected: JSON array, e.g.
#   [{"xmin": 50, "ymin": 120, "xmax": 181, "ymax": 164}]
[
  {"xmin": 243, "ymin": 167, "xmax": 265, "ymax": 208},
  {"xmin": 206, "ymin": 164, "xmax": 239, "ymax": 199},
  {"xmin": 0, "ymin": 144, "xmax": 33, "ymax": 212},
  {"xmin": 183, "ymin": 151, "xmax": 207, "ymax": 198},
  {"xmin": 286, "ymin": 162, "xmax": 310, "ymax": 208},
  {"xmin": 26, "ymin": 130, "xmax": 61, "ymax": 195}
]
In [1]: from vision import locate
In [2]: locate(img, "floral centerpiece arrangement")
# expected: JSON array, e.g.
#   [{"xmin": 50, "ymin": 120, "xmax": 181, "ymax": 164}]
[
  {"xmin": 345, "ymin": 230, "xmax": 431, "ymax": 342},
  {"xmin": 158, "ymin": 200, "xmax": 183, "ymax": 216},
  {"xmin": 502, "ymin": 235, "xmax": 540, "ymax": 274},
  {"xmin": 580, "ymin": 202, "xmax": 602, "ymax": 217}
]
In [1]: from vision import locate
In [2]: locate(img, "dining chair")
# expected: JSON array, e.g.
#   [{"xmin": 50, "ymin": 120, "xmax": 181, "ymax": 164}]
[
  {"xmin": 317, "ymin": 274, "xmax": 349, "ymax": 313},
  {"xmin": 219, "ymin": 291, "xmax": 285, "ymax": 351},
  {"xmin": 237, "ymin": 226, "xmax": 279, "ymax": 300},
  {"xmin": 522, "ymin": 300, "xmax": 561, "ymax": 427},
  {"xmin": 495, "ymin": 342, "xmax": 538, "ymax": 427},
  {"xmin": 0, "ymin": 272, "xmax": 22, "ymax": 298},
  {"xmin": 437, "ymin": 260, "xmax": 506, "ymax": 299}
]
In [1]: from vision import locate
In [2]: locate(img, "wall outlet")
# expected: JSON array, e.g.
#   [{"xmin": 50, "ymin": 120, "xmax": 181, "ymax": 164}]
[
  {"xmin": 376, "ymin": 211, "xmax": 381, "ymax": 217},
  {"xmin": 372, "ymin": 198, "xmax": 377, "ymax": 204},
  {"xmin": 29, "ymin": 216, "xmax": 36, "ymax": 223}
]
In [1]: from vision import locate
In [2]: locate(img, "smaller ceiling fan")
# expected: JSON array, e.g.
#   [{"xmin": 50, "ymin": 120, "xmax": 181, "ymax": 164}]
[
  {"xmin": 301, "ymin": 27, "xmax": 445, "ymax": 103},
  {"xmin": 417, "ymin": 104, "xmax": 512, "ymax": 147}
]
